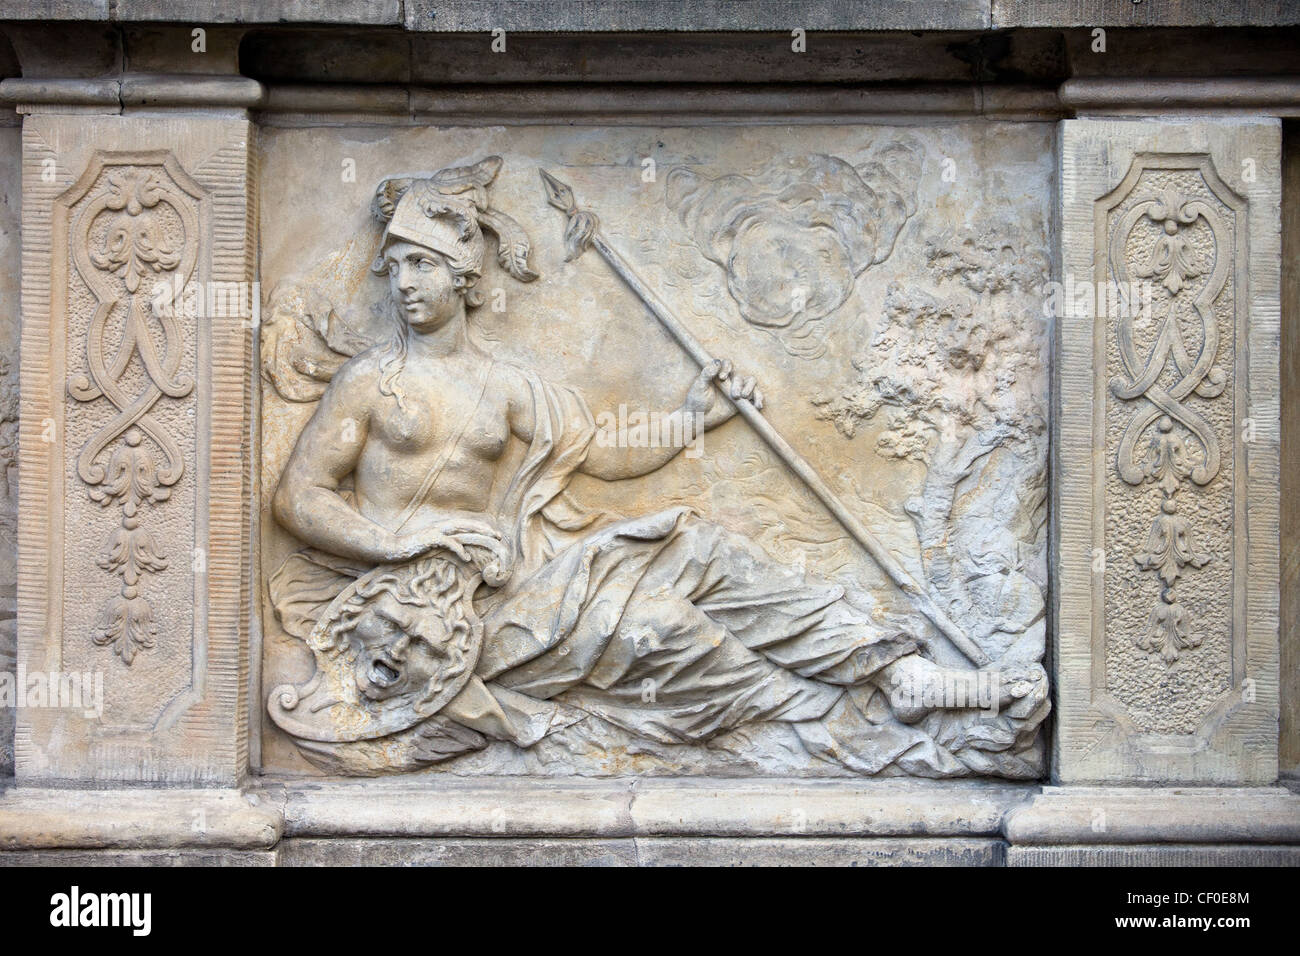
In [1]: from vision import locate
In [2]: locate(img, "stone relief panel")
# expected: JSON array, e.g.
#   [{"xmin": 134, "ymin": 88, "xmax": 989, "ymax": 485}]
[
  {"xmin": 1102, "ymin": 157, "xmax": 1242, "ymax": 728},
  {"xmin": 57, "ymin": 153, "xmax": 202, "ymax": 724},
  {"xmin": 1056, "ymin": 120, "xmax": 1280, "ymax": 784},
  {"xmin": 66, "ymin": 158, "xmax": 202, "ymax": 668},
  {"xmin": 17, "ymin": 116, "xmax": 255, "ymax": 784},
  {"xmin": 258, "ymin": 124, "xmax": 1053, "ymax": 779}
]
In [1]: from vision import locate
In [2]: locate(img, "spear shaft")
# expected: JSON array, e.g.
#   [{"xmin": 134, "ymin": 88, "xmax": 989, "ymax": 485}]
[{"xmin": 540, "ymin": 170, "xmax": 991, "ymax": 668}]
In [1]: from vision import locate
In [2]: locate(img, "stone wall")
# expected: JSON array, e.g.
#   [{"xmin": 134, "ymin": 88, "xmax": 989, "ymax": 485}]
[
  {"xmin": 0, "ymin": 2, "xmax": 1296, "ymax": 864},
  {"xmin": 1282, "ymin": 120, "xmax": 1299, "ymax": 779},
  {"xmin": 0, "ymin": 121, "xmax": 19, "ymax": 778}
]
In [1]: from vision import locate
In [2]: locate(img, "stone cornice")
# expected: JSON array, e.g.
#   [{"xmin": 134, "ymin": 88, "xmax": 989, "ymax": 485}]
[
  {"xmin": 10, "ymin": 75, "xmax": 1300, "ymax": 121},
  {"xmin": 0, "ymin": 73, "xmax": 265, "ymax": 109},
  {"xmin": 2, "ymin": 1, "xmax": 1299, "ymax": 31}
]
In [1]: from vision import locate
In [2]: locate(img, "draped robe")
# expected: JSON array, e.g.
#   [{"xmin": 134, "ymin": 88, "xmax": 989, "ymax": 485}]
[{"xmin": 270, "ymin": 363, "xmax": 1041, "ymax": 776}]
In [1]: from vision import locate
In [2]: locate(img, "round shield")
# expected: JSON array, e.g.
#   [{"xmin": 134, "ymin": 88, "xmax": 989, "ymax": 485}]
[{"xmin": 269, "ymin": 557, "xmax": 484, "ymax": 743}]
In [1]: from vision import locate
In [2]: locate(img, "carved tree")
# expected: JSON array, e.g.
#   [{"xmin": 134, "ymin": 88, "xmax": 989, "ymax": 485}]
[{"xmin": 814, "ymin": 227, "xmax": 1049, "ymax": 661}]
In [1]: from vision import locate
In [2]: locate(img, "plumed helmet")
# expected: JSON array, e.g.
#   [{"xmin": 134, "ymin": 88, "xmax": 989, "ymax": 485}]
[{"xmin": 371, "ymin": 156, "xmax": 539, "ymax": 284}]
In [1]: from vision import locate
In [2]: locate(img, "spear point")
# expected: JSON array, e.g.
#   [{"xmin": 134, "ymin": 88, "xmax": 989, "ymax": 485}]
[
  {"xmin": 539, "ymin": 169, "xmax": 575, "ymax": 213},
  {"xmin": 539, "ymin": 169, "xmax": 598, "ymax": 262}
]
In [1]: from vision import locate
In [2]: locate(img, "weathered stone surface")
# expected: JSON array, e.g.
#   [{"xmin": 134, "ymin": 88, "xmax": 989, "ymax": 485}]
[
  {"xmin": 241, "ymin": 30, "xmax": 1065, "ymax": 88},
  {"xmin": 1004, "ymin": 787, "xmax": 1300, "ymax": 845},
  {"xmin": 1007, "ymin": 845, "xmax": 1300, "ymax": 867},
  {"xmin": 0, "ymin": 787, "xmax": 282, "ymax": 849},
  {"xmin": 9, "ymin": 0, "xmax": 1299, "ymax": 31},
  {"xmin": 280, "ymin": 779, "xmax": 1030, "ymax": 838},
  {"xmin": 1054, "ymin": 118, "xmax": 1281, "ymax": 784},
  {"xmin": 115, "ymin": 0, "xmax": 403, "ymax": 24},
  {"xmin": 279, "ymin": 837, "xmax": 638, "ymax": 866},
  {"xmin": 636, "ymin": 836, "xmax": 1004, "ymax": 866},
  {"xmin": 279, "ymin": 835, "xmax": 1004, "ymax": 866},
  {"xmin": 993, "ymin": 0, "xmax": 1300, "ymax": 28},
  {"xmin": 0, "ymin": 848, "xmax": 277, "ymax": 866},
  {"xmin": 257, "ymin": 124, "xmax": 1052, "ymax": 781},
  {"xmin": 625, "ymin": 780, "xmax": 1027, "ymax": 836},
  {"xmin": 0, "ymin": 125, "xmax": 20, "ymax": 779},
  {"xmin": 1282, "ymin": 121, "xmax": 1300, "ymax": 778},
  {"xmin": 15, "ymin": 113, "xmax": 257, "ymax": 785},
  {"xmin": 0, "ymin": 0, "xmax": 403, "ymax": 24},
  {"xmin": 402, "ymin": 1, "xmax": 991, "ymax": 32},
  {"xmin": 0, "ymin": 4, "xmax": 1296, "ymax": 869},
  {"xmin": 1060, "ymin": 78, "xmax": 1300, "ymax": 115}
]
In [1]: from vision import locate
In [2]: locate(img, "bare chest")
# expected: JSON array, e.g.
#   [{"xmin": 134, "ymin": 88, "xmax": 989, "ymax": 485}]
[{"xmin": 371, "ymin": 377, "xmax": 510, "ymax": 463}]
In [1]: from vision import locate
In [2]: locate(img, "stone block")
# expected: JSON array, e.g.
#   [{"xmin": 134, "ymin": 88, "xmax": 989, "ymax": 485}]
[
  {"xmin": 1054, "ymin": 118, "xmax": 1281, "ymax": 784},
  {"xmin": 15, "ymin": 114, "xmax": 257, "ymax": 785}
]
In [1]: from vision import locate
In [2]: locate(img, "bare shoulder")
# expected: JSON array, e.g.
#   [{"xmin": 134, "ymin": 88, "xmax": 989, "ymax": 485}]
[
  {"xmin": 316, "ymin": 345, "xmax": 388, "ymax": 411},
  {"xmin": 493, "ymin": 360, "xmax": 534, "ymax": 401}
]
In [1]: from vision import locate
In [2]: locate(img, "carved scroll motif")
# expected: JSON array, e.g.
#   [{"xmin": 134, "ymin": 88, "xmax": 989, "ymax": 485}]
[
  {"xmin": 1104, "ymin": 159, "xmax": 1240, "ymax": 665},
  {"xmin": 66, "ymin": 159, "xmax": 200, "ymax": 664}
]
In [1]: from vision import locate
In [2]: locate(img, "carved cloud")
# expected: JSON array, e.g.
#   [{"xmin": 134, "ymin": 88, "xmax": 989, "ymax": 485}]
[{"xmin": 665, "ymin": 143, "xmax": 921, "ymax": 336}]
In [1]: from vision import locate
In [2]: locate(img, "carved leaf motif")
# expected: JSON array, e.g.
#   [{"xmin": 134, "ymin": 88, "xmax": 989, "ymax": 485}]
[
  {"xmin": 1141, "ymin": 417, "xmax": 1192, "ymax": 497},
  {"xmin": 1136, "ymin": 594, "xmax": 1202, "ymax": 665},
  {"xmin": 1133, "ymin": 509, "xmax": 1211, "ymax": 586},
  {"xmin": 87, "ymin": 169, "xmax": 183, "ymax": 293},
  {"xmin": 101, "ymin": 168, "xmax": 170, "ymax": 215},
  {"xmin": 1134, "ymin": 231, "xmax": 1201, "ymax": 296},
  {"xmin": 89, "ymin": 215, "xmax": 182, "ymax": 293},
  {"xmin": 98, "ymin": 522, "xmax": 169, "ymax": 586},
  {"xmin": 92, "ymin": 591, "xmax": 158, "ymax": 665},
  {"xmin": 86, "ymin": 429, "xmax": 170, "ymax": 516}
]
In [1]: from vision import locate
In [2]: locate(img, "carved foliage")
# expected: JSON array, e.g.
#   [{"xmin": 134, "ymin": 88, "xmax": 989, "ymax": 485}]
[
  {"xmin": 1103, "ymin": 157, "xmax": 1239, "ymax": 665},
  {"xmin": 65, "ymin": 157, "xmax": 201, "ymax": 664}
]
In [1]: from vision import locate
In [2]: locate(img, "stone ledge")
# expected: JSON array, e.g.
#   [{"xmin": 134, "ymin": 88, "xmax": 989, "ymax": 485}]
[
  {"xmin": 0, "ymin": 74, "xmax": 267, "ymax": 109},
  {"xmin": 1003, "ymin": 787, "xmax": 1300, "ymax": 845},
  {"xmin": 2, "ymin": 782, "xmax": 1297, "ymax": 859},
  {"xmin": 400, "ymin": 0, "xmax": 991, "ymax": 32},
  {"xmin": 0, "ymin": 1, "xmax": 990, "ymax": 31},
  {"xmin": 993, "ymin": 0, "xmax": 1300, "ymax": 29},
  {"xmin": 279, "ymin": 778, "xmax": 1033, "ymax": 839},
  {"xmin": 0, "ymin": 77, "xmax": 120, "ymax": 107},
  {"xmin": 5, "ymin": 1, "xmax": 1298, "ymax": 30},
  {"xmin": 0, "ymin": 0, "xmax": 402, "ymax": 24},
  {"xmin": 1007, "ymin": 844, "xmax": 1300, "ymax": 866},
  {"xmin": 255, "ymin": 82, "xmax": 1065, "ymax": 125},
  {"xmin": 16, "ymin": 76, "xmax": 1300, "ymax": 124},
  {"xmin": 1060, "ymin": 76, "xmax": 1300, "ymax": 114},
  {"xmin": 0, "ymin": 848, "xmax": 279, "ymax": 866},
  {"xmin": 278, "ymin": 836, "xmax": 1005, "ymax": 866},
  {"xmin": 0, "ymin": 787, "xmax": 283, "ymax": 850}
]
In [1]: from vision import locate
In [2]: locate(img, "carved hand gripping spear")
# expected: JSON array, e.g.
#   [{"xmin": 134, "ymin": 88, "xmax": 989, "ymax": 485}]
[{"xmin": 540, "ymin": 170, "xmax": 992, "ymax": 668}]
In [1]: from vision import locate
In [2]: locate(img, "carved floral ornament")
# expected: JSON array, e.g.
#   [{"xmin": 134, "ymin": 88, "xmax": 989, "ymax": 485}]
[
  {"xmin": 1104, "ymin": 158, "xmax": 1238, "ymax": 665},
  {"xmin": 64, "ymin": 155, "xmax": 202, "ymax": 664}
]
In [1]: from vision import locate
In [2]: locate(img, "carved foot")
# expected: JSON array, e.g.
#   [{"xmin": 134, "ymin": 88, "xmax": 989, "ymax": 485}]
[{"xmin": 881, "ymin": 654, "xmax": 1048, "ymax": 724}]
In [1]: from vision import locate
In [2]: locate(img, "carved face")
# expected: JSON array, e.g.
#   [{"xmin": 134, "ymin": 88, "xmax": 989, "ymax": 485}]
[
  {"xmin": 348, "ymin": 591, "xmax": 451, "ymax": 703},
  {"xmin": 383, "ymin": 240, "xmax": 462, "ymax": 332}
]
